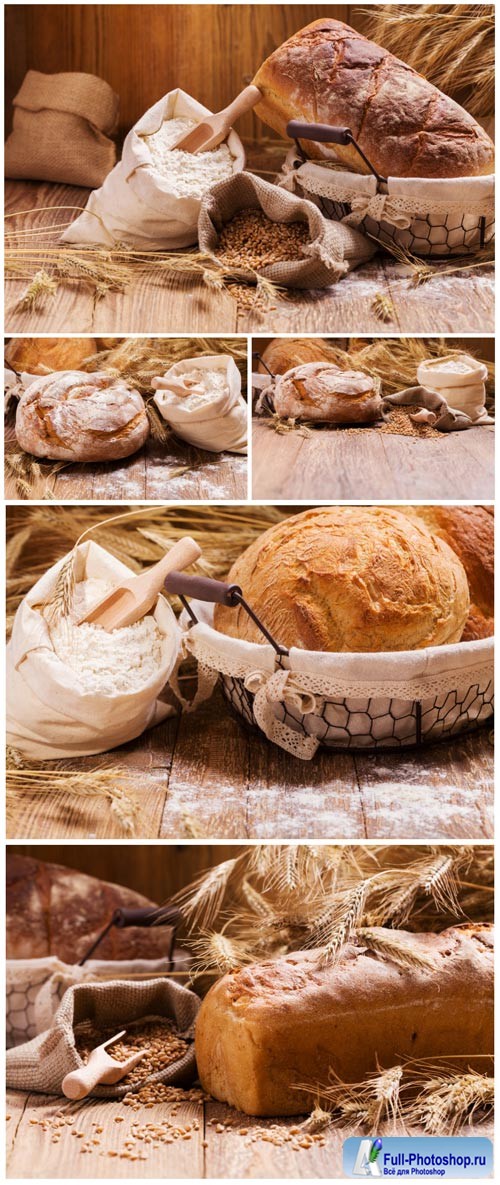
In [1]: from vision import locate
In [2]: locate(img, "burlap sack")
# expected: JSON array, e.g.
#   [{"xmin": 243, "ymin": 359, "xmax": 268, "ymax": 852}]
[
  {"xmin": 382, "ymin": 386, "xmax": 492, "ymax": 431},
  {"xmin": 7, "ymin": 955, "xmax": 189, "ymax": 1048},
  {"xmin": 5, "ymin": 71, "xmax": 119, "ymax": 187},
  {"xmin": 6, "ymin": 978, "xmax": 200, "ymax": 1096},
  {"xmin": 198, "ymin": 172, "xmax": 375, "ymax": 289}
]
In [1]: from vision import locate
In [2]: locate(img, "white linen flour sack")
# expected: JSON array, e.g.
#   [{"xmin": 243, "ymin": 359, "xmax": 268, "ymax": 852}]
[
  {"xmin": 6, "ymin": 540, "xmax": 181, "ymax": 759},
  {"xmin": 152, "ymin": 354, "xmax": 247, "ymax": 453},
  {"xmin": 61, "ymin": 89, "xmax": 245, "ymax": 249}
]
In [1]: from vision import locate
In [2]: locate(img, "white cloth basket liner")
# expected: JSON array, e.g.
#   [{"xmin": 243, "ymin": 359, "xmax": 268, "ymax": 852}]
[{"xmin": 279, "ymin": 151, "xmax": 495, "ymax": 257}]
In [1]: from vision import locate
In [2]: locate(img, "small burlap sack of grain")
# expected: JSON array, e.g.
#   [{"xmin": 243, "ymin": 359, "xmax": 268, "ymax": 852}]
[
  {"xmin": 7, "ymin": 955, "xmax": 188, "ymax": 1048},
  {"xmin": 62, "ymin": 89, "xmax": 245, "ymax": 249},
  {"xmin": 5, "ymin": 71, "xmax": 119, "ymax": 187},
  {"xmin": 198, "ymin": 172, "xmax": 375, "ymax": 289},
  {"xmin": 6, "ymin": 978, "xmax": 199, "ymax": 1096},
  {"xmin": 6, "ymin": 540, "xmax": 181, "ymax": 760},
  {"xmin": 153, "ymin": 354, "xmax": 247, "ymax": 453}
]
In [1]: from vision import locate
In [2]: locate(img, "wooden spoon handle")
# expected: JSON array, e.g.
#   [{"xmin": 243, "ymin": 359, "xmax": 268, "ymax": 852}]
[
  {"xmin": 155, "ymin": 536, "xmax": 201, "ymax": 582},
  {"xmin": 220, "ymin": 85, "xmax": 262, "ymax": 126},
  {"xmin": 62, "ymin": 1052, "xmax": 111, "ymax": 1100}
]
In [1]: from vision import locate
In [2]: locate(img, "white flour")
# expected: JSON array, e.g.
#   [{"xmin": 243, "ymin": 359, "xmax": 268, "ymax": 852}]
[
  {"xmin": 177, "ymin": 368, "xmax": 229, "ymax": 409},
  {"xmin": 48, "ymin": 578, "xmax": 165, "ymax": 695},
  {"xmin": 143, "ymin": 116, "xmax": 235, "ymax": 197}
]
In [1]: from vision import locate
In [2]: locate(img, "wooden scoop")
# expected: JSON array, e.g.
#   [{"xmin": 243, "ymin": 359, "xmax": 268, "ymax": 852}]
[
  {"xmin": 172, "ymin": 85, "xmax": 261, "ymax": 152},
  {"xmin": 62, "ymin": 1030, "xmax": 145, "ymax": 1100},
  {"xmin": 78, "ymin": 536, "xmax": 201, "ymax": 630}
]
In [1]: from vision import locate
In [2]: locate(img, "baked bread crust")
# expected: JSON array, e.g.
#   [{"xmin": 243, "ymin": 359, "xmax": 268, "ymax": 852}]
[
  {"xmin": 195, "ymin": 924, "xmax": 494, "ymax": 1116},
  {"xmin": 273, "ymin": 361, "xmax": 382, "ymax": 423},
  {"xmin": 15, "ymin": 370, "xmax": 149, "ymax": 461},
  {"xmin": 401, "ymin": 507, "xmax": 494, "ymax": 641},
  {"xmin": 6, "ymin": 854, "xmax": 172, "ymax": 964},
  {"xmin": 213, "ymin": 507, "xmax": 470, "ymax": 652},
  {"xmin": 253, "ymin": 19, "xmax": 495, "ymax": 179},
  {"xmin": 5, "ymin": 337, "xmax": 96, "ymax": 375}
]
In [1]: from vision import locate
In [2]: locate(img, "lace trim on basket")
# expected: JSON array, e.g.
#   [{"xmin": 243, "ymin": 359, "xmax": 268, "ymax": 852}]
[{"xmin": 297, "ymin": 173, "xmax": 494, "ymax": 225}]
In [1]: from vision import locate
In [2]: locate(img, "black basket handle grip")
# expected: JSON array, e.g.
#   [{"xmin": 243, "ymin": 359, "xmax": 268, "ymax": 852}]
[
  {"xmin": 113, "ymin": 905, "xmax": 183, "ymax": 928},
  {"xmin": 164, "ymin": 570, "xmax": 242, "ymax": 607},
  {"xmin": 287, "ymin": 120, "xmax": 352, "ymax": 145}
]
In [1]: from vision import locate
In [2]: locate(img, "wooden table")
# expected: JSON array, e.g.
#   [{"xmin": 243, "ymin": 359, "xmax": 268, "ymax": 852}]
[
  {"xmin": 4, "ymin": 413, "xmax": 247, "ymax": 501},
  {"xmin": 5, "ymin": 150, "xmax": 494, "ymax": 335},
  {"xmin": 252, "ymin": 418, "xmax": 495, "ymax": 501},
  {"xmin": 9, "ymin": 687, "xmax": 493, "ymax": 842},
  {"xmin": 6, "ymin": 1089, "xmax": 493, "ymax": 1179}
]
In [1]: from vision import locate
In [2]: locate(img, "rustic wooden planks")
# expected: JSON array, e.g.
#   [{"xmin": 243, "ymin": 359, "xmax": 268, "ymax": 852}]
[
  {"xmin": 6, "ymin": 1090, "xmax": 494, "ymax": 1179},
  {"xmin": 4, "ymin": 409, "xmax": 248, "ymax": 502},
  {"xmin": 251, "ymin": 419, "xmax": 495, "ymax": 501},
  {"xmin": 8, "ymin": 690, "xmax": 493, "ymax": 842}
]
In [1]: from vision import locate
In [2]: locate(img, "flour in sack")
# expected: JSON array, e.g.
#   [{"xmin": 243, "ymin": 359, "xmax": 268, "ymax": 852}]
[
  {"xmin": 47, "ymin": 578, "xmax": 165, "ymax": 696},
  {"xmin": 143, "ymin": 116, "xmax": 235, "ymax": 197}
]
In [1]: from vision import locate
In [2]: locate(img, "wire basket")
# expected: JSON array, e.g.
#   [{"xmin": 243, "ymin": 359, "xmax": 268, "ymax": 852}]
[
  {"xmin": 280, "ymin": 123, "xmax": 494, "ymax": 258},
  {"xmin": 180, "ymin": 601, "xmax": 494, "ymax": 761}
]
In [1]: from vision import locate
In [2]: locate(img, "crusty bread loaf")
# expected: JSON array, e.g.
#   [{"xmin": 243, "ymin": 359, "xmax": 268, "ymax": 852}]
[
  {"xmin": 253, "ymin": 19, "xmax": 495, "ymax": 179},
  {"xmin": 258, "ymin": 337, "xmax": 334, "ymax": 375},
  {"xmin": 15, "ymin": 370, "xmax": 149, "ymax": 461},
  {"xmin": 401, "ymin": 507, "xmax": 494, "ymax": 641},
  {"xmin": 195, "ymin": 924, "xmax": 494, "ymax": 1116},
  {"xmin": 6, "ymin": 854, "xmax": 173, "ymax": 964},
  {"xmin": 5, "ymin": 337, "xmax": 97, "ymax": 375},
  {"xmin": 213, "ymin": 507, "xmax": 470, "ymax": 652},
  {"xmin": 273, "ymin": 361, "xmax": 382, "ymax": 424}
]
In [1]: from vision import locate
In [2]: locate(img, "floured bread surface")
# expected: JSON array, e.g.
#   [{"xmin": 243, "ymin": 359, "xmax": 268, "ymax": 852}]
[
  {"xmin": 15, "ymin": 370, "xmax": 150, "ymax": 461},
  {"xmin": 47, "ymin": 578, "xmax": 166, "ymax": 695},
  {"xmin": 213, "ymin": 506, "xmax": 470, "ymax": 652},
  {"xmin": 273, "ymin": 361, "xmax": 382, "ymax": 423},
  {"xmin": 195, "ymin": 925, "xmax": 494, "ymax": 1115}
]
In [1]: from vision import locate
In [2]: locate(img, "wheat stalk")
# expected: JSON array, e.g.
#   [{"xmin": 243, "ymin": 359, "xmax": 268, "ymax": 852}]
[{"xmin": 6, "ymin": 766, "xmax": 143, "ymax": 836}]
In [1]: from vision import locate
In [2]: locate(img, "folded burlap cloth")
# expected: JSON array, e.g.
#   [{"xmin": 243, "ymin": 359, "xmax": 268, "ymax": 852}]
[
  {"xmin": 198, "ymin": 172, "xmax": 375, "ymax": 289},
  {"xmin": 6, "ymin": 978, "xmax": 200, "ymax": 1097},
  {"xmin": 5, "ymin": 70, "xmax": 119, "ymax": 187},
  {"xmin": 383, "ymin": 386, "xmax": 494, "ymax": 431}
]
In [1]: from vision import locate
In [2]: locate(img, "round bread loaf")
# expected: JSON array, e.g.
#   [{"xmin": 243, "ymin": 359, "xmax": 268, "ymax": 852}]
[
  {"xmin": 401, "ymin": 506, "xmax": 494, "ymax": 641},
  {"xmin": 213, "ymin": 507, "xmax": 470, "ymax": 652},
  {"xmin": 273, "ymin": 361, "xmax": 382, "ymax": 423},
  {"xmin": 258, "ymin": 337, "xmax": 334, "ymax": 375},
  {"xmin": 15, "ymin": 370, "xmax": 150, "ymax": 461},
  {"xmin": 5, "ymin": 337, "xmax": 96, "ymax": 375}
]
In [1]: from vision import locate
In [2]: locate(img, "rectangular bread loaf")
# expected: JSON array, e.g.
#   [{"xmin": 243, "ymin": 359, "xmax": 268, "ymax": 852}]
[
  {"xmin": 253, "ymin": 20, "xmax": 495, "ymax": 179},
  {"xmin": 195, "ymin": 924, "xmax": 493, "ymax": 1116}
]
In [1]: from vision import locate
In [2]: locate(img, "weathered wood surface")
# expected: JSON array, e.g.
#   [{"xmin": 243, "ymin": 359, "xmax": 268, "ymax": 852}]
[
  {"xmin": 8, "ymin": 688, "xmax": 493, "ymax": 842},
  {"xmin": 4, "ymin": 415, "xmax": 248, "ymax": 502},
  {"xmin": 252, "ymin": 418, "xmax": 495, "ymax": 500},
  {"xmin": 5, "ymin": 174, "xmax": 494, "ymax": 335}
]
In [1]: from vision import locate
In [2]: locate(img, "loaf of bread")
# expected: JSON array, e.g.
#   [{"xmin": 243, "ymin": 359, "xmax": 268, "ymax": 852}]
[
  {"xmin": 401, "ymin": 507, "xmax": 494, "ymax": 641},
  {"xmin": 195, "ymin": 924, "xmax": 494, "ymax": 1116},
  {"xmin": 258, "ymin": 337, "xmax": 334, "ymax": 375},
  {"xmin": 213, "ymin": 507, "xmax": 470, "ymax": 652},
  {"xmin": 5, "ymin": 337, "xmax": 96, "ymax": 375},
  {"xmin": 15, "ymin": 370, "xmax": 149, "ymax": 461},
  {"xmin": 6, "ymin": 854, "xmax": 173, "ymax": 964},
  {"xmin": 253, "ymin": 19, "xmax": 495, "ymax": 179},
  {"xmin": 273, "ymin": 361, "xmax": 382, "ymax": 424}
]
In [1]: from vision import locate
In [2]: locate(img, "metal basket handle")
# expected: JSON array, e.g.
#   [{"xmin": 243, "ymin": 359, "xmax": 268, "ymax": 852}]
[
  {"xmin": 286, "ymin": 120, "xmax": 386, "ymax": 183},
  {"xmin": 164, "ymin": 571, "xmax": 288, "ymax": 657}
]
